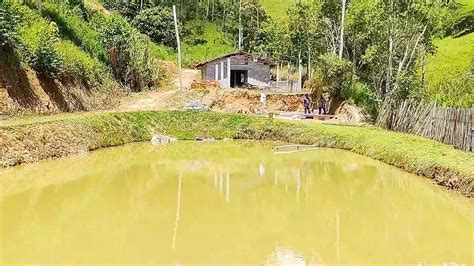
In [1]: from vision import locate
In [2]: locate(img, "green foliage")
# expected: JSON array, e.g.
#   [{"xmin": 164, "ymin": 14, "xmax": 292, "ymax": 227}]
[
  {"xmin": 423, "ymin": 33, "xmax": 474, "ymax": 108},
  {"xmin": 261, "ymin": 0, "xmax": 289, "ymax": 21},
  {"xmin": 0, "ymin": 0, "xmax": 21, "ymax": 49},
  {"xmin": 9, "ymin": 1, "xmax": 111, "ymax": 84},
  {"xmin": 97, "ymin": 14, "xmax": 156, "ymax": 91},
  {"xmin": 149, "ymin": 42, "xmax": 176, "ymax": 61},
  {"xmin": 316, "ymin": 53, "xmax": 354, "ymax": 98},
  {"xmin": 42, "ymin": 0, "xmax": 107, "ymax": 62},
  {"xmin": 103, "ymin": 1, "xmax": 142, "ymax": 21},
  {"xmin": 31, "ymin": 38, "xmax": 62, "ymax": 78},
  {"xmin": 227, "ymin": 0, "xmax": 268, "ymax": 52},
  {"xmin": 16, "ymin": 6, "xmax": 62, "ymax": 77},
  {"xmin": 181, "ymin": 20, "xmax": 234, "ymax": 66},
  {"xmin": 347, "ymin": 82, "xmax": 379, "ymax": 119},
  {"xmin": 428, "ymin": 75, "xmax": 473, "ymax": 108},
  {"xmin": 55, "ymin": 40, "xmax": 107, "ymax": 82},
  {"xmin": 132, "ymin": 7, "xmax": 178, "ymax": 48}
]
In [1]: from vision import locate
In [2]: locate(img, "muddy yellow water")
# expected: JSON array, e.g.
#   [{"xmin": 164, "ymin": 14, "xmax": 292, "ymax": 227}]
[{"xmin": 0, "ymin": 141, "xmax": 472, "ymax": 264}]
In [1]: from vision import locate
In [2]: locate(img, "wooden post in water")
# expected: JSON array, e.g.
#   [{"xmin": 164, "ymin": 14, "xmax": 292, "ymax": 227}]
[{"xmin": 173, "ymin": 5, "xmax": 183, "ymax": 89}]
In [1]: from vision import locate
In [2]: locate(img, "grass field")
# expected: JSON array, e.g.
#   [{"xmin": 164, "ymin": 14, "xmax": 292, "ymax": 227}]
[
  {"xmin": 426, "ymin": 33, "xmax": 474, "ymax": 86},
  {"xmin": 261, "ymin": 0, "xmax": 291, "ymax": 21},
  {"xmin": 182, "ymin": 20, "xmax": 235, "ymax": 66},
  {"xmin": 422, "ymin": 32, "xmax": 473, "ymax": 107},
  {"xmin": 458, "ymin": 0, "xmax": 474, "ymax": 13}
]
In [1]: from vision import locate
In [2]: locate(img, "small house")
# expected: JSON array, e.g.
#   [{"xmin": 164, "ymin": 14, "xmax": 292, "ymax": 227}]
[{"xmin": 194, "ymin": 51, "xmax": 274, "ymax": 89}]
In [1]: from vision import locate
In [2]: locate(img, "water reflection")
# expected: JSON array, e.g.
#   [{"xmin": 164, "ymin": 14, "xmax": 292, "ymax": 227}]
[
  {"xmin": 0, "ymin": 141, "xmax": 472, "ymax": 264},
  {"xmin": 264, "ymin": 247, "xmax": 307, "ymax": 266}
]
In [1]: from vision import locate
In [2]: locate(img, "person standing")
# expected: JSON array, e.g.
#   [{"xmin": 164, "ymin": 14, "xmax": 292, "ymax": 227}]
[
  {"xmin": 303, "ymin": 95, "xmax": 312, "ymax": 114},
  {"xmin": 318, "ymin": 95, "xmax": 327, "ymax": 115}
]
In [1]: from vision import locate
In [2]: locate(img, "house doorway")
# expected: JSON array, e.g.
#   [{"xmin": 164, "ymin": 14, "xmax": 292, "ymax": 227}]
[{"xmin": 230, "ymin": 70, "xmax": 248, "ymax": 88}]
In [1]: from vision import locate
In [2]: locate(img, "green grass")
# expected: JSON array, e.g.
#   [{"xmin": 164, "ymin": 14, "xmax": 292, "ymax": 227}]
[
  {"xmin": 457, "ymin": 0, "xmax": 474, "ymax": 13},
  {"xmin": 181, "ymin": 20, "xmax": 235, "ymax": 67},
  {"xmin": 426, "ymin": 33, "xmax": 473, "ymax": 86},
  {"xmin": 1, "ymin": 111, "xmax": 473, "ymax": 196},
  {"xmin": 149, "ymin": 42, "xmax": 176, "ymax": 61},
  {"xmin": 261, "ymin": 0, "xmax": 290, "ymax": 21},
  {"xmin": 422, "ymin": 32, "xmax": 473, "ymax": 107}
]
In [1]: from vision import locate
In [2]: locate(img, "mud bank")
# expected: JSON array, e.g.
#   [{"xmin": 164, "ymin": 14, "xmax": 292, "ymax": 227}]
[
  {"xmin": 0, "ymin": 111, "xmax": 472, "ymax": 196},
  {"xmin": 0, "ymin": 47, "xmax": 121, "ymax": 115}
]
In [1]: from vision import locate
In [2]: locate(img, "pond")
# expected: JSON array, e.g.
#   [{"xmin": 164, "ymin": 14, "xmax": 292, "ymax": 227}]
[{"xmin": 0, "ymin": 141, "xmax": 472, "ymax": 264}]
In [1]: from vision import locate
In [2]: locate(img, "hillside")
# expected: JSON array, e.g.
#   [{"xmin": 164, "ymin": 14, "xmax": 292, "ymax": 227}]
[
  {"xmin": 146, "ymin": 20, "xmax": 235, "ymax": 66},
  {"xmin": 261, "ymin": 0, "xmax": 289, "ymax": 21},
  {"xmin": 0, "ymin": 0, "xmax": 237, "ymax": 115},
  {"xmin": 421, "ymin": 32, "xmax": 473, "ymax": 108},
  {"xmin": 0, "ymin": 0, "xmax": 125, "ymax": 115}
]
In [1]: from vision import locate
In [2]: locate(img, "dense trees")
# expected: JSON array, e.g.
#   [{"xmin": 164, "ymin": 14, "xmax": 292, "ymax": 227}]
[
  {"xmin": 97, "ymin": 15, "xmax": 155, "ymax": 91},
  {"xmin": 257, "ymin": 0, "xmax": 471, "ymax": 115},
  {"xmin": 2, "ymin": 0, "xmax": 471, "ymax": 110},
  {"xmin": 132, "ymin": 7, "xmax": 179, "ymax": 47}
]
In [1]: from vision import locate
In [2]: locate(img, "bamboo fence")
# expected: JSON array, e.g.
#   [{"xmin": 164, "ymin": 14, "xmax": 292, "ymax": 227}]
[{"xmin": 377, "ymin": 99, "xmax": 473, "ymax": 151}]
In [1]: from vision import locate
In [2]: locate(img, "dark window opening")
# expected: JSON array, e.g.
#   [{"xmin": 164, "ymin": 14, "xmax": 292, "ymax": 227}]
[{"xmin": 230, "ymin": 70, "xmax": 248, "ymax": 88}]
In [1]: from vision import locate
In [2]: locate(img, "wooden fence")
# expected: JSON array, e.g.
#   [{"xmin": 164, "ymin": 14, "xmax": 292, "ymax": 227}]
[{"xmin": 377, "ymin": 100, "xmax": 473, "ymax": 151}]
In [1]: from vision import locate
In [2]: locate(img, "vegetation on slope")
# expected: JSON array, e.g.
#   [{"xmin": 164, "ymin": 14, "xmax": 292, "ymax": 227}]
[
  {"xmin": 422, "ymin": 33, "xmax": 473, "ymax": 108},
  {"xmin": 1, "ymin": 111, "xmax": 472, "ymax": 196},
  {"xmin": 182, "ymin": 20, "xmax": 234, "ymax": 66},
  {"xmin": 261, "ymin": 0, "xmax": 288, "ymax": 21}
]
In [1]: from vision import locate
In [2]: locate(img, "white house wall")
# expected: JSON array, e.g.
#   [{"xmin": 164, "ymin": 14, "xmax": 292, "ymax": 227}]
[{"xmin": 201, "ymin": 56, "xmax": 270, "ymax": 88}]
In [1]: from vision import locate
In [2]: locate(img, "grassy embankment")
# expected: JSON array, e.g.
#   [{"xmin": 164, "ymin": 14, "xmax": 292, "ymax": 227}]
[
  {"xmin": 1, "ymin": 111, "xmax": 472, "ymax": 196},
  {"xmin": 423, "ymin": 32, "xmax": 474, "ymax": 107}
]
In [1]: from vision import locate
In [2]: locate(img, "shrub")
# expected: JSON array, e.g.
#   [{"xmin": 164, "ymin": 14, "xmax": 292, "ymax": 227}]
[
  {"xmin": 15, "ymin": 5, "xmax": 62, "ymax": 77},
  {"xmin": 132, "ymin": 7, "xmax": 179, "ymax": 48},
  {"xmin": 56, "ymin": 40, "xmax": 107, "ymax": 84},
  {"xmin": 316, "ymin": 53, "xmax": 354, "ymax": 98},
  {"xmin": 422, "ymin": 74, "xmax": 474, "ymax": 109},
  {"xmin": 0, "ymin": 0, "xmax": 21, "ymax": 49},
  {"xmin": 97, "ymin": 15, "xmax": 155, "ymax": 91},
  {"xmin": 103, "ymin": 1, "xmax": 142, "ymax": 21},
  {"xmin": 32, "ymin": 44, "xmax": 61, "ymax": 77},
  {"xmin": 30, "ymin": 24, "xmax": 62, "ymax": 77},
  {"xmin": 42, "ymin": 1, "xmax": 106, "ymax": 62}
]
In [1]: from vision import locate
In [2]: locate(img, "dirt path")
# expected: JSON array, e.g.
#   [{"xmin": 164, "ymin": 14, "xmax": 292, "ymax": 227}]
[{"xmin": 117, "ymin": 68, "xmax": 199, "ymax": 111}]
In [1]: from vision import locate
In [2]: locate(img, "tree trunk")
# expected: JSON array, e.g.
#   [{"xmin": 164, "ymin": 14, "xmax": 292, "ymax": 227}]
[
  {"xmin": 173, "ymin": 5, "xmax": 183, "ymax": 89},
  {"xmin": 298, "ymin": 51, "xmax": 302, "ymax": 90},
  {"xmin": 328, "ymin": 95, "xmax": 344, "ymax": 115},
  {"xmin": 338, "ymin": 0, "xmax": 346, "ymax": 59},
  {"xmin": 238, "ymin": 0, "xmax": 242, "ymax": 50}
]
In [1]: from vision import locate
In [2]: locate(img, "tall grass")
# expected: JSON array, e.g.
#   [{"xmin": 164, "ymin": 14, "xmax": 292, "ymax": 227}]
[
  {"xmin": 423, "ymin": 33, "xmax": 474, "ymax": 108},
  {"xmin": 42, "ymin": 0, "xmax": 107, "ymax": 62}
]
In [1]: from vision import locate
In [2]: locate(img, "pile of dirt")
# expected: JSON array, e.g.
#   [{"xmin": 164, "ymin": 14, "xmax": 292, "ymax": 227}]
[
  {"xmin": 119, "ymin": 88, "xmax": 306, "ymax": 114},
  {"xmin": 0, "ymin": 47, "xmax": 121, "ymax": 115},
  {"xmin": 203, "ymin": 89, "xmax": 306, "ymax": 114}
]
